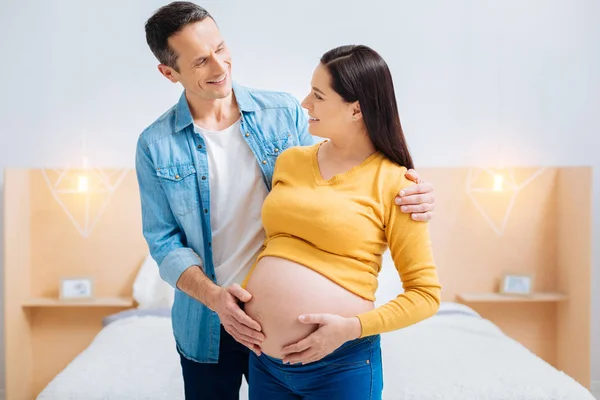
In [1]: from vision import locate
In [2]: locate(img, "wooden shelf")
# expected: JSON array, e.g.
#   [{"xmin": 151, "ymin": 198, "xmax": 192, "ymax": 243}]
[
  {"xmin": 456, "ymin": 292, "xmax": 567, "ymax": 303},
  {"xmin": 22, "ymin": 297, "xmax": 135, "ymax": 308}
]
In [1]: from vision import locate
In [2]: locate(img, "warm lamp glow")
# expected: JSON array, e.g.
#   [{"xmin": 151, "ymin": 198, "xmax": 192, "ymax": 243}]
[
  {"xmin": 78, "ymin": 175, "xmax": 89, "ymax": 192},
  {"xmin": 493, "ymin": 174, "xmax": 504, "ymax": 192}
]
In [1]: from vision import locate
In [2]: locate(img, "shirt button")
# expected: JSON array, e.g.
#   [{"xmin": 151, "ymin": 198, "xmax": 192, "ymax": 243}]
[
  {"xmin": 262, "ymin": 160, "xmax": 267, "ymax": 165},
  {"xmin": 245, "ymin": 133, "xmax": 250, "ymax": 137},
  {"xmin": 208, "ymin": 242, "xmax": 212, "ymax": 247},
  {"xmin": 204, "ymin": 209, "xmax": 208, "ymax": 213},
  {"xmin": 197, "ymin": 144, "xmax": 202, "ymax": 149},
  {"xmin": 275, "ymin": 148, "xmax": 279, "ymax": 152},
  {"xmin": 201, "ymin": 176, "xmax": 207, "ymax": 180},
  {"xmin": 175, "ymin": 175, "xmax": 180, "ymax": 179}
]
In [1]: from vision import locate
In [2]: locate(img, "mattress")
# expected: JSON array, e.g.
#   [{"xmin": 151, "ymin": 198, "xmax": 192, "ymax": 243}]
[{"xmin": 36, "ymin": 303, "xmax": 594, "ymax": 400}]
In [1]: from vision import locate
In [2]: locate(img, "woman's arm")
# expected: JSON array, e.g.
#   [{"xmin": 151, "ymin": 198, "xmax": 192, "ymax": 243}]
[{"xmin": 355, "ymin": 181, "xmax": 442, "ymax": 337}]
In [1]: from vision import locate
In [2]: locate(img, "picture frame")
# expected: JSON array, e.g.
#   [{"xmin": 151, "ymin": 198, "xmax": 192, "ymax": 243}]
[
  {"xmin": 499, "ymin": 274, "xmax": 534, "ymax": 295},
  {"xmin": 59, "ymin": 277, "xmax": 94, "ymax": 300}
]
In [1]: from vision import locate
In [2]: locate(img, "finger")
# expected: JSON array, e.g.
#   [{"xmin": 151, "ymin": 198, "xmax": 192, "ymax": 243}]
[
  {"xmin": 398, "ymin": 182, "xmax": 434, "ymax": 198},
  {"xmin": 404, "ymin": 169, "xmax": 420, "ymax": 183},
  {"xmin": 230, "ymin": 314, "xmax": 265, "ymax": 340},
  {"xmin": 281, "ymin": 336, "xmax": 313, "ymax": 356},
  {"xmin": 227, "ymin": 283, "xmax": 252, "ymax": 303},
  {"xmin": 411, "ymin": 211, "xmax": 434, "ymax": 222},
  {"xmin": 397, "ymin": 193, "xmax": 435, "ymax": 207},
  {"xmin": 400, "ymin": 203, "xmax": 434, "ymax": 214},
  {"xmin": 228, "ymin": 302, "xmax": 262, "ymax": 332},
  {"xmin": 225, "ymin": 326, "xmax": 259, "ymax": 351},
  {"xmin": 283, "ymin": 348, "xmax": 317, "ymax": 365},
  {"xmin": 227, "ymin": 324, "xmax": 264, "ymax": 345},
  {"xmin": 298, "ymin": 313, "xmax": 329, "ymax": 325}
]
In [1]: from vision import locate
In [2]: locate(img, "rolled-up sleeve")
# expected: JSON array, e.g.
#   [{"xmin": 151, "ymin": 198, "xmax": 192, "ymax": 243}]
[{"xmin": 135, "ymin": 137, "xmax": 202, "ymax": 288}]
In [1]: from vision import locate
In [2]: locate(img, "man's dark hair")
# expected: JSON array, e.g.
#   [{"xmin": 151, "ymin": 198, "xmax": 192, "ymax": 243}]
[{"xmin": 145, "ymin": 1, "xmax": 213, "ymax": 71}]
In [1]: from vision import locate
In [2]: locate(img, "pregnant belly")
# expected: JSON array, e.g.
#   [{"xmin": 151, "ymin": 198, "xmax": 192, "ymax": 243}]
[{"xmin": 244, "ymin": 256, "xmax": 373, "ymax": 359}]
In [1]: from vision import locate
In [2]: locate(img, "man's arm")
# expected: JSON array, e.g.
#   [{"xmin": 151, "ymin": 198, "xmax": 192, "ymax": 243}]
[{"xmin": 135, "ymin": 138, "xmax": 264, "ymax": 352}]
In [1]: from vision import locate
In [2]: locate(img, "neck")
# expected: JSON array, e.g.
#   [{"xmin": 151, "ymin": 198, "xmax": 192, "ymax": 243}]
[
  {"xmin": 327, "ymin": 126, "xmax": 376, "ymax": 162},
  {"xmin": 186, "ymin": 89, "xmax": 239, "ymax": 127}
]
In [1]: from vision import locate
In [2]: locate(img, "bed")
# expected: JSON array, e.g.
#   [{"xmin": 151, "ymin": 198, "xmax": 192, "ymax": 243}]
[{"xmin": 36, "ymin": 302, "xmax": 594, "ymax": 400}]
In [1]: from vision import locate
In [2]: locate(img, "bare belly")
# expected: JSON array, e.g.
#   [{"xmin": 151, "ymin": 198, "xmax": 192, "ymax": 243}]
[{"xmin": 244, "ymin": 256, "xmax": 373, "ymax": 359}]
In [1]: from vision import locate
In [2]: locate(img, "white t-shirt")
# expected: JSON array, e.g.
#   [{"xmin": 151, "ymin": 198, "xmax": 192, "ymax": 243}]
[{"xmin": 194, "ymin": 119, "xmax": 268, "ymax": 286}]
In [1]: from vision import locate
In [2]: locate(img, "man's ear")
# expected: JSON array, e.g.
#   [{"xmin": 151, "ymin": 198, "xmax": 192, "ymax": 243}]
[{"xmin": 157, "ymin": 64, "xmax": 179, "ymax": 84}]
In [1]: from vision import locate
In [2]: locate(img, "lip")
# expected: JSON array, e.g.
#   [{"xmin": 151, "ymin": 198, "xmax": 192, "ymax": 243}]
[
  {"xmin": 207, "ymin": 72, "xmax": 228, "ymax": 85},
  {"xmin": 308, "ymin": 115, "xmax": 320, "ymax": 124}
]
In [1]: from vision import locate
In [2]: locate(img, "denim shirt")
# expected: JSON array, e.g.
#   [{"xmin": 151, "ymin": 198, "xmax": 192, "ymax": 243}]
[{"xmin": 135, "ymin": 83, "xmax": 314, "ymax": 362}]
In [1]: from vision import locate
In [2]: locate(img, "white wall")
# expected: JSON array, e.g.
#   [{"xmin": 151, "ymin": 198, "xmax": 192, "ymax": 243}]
[{"xmin": 0, "ymin": 0, "xmax": 598, "ymax": 395}]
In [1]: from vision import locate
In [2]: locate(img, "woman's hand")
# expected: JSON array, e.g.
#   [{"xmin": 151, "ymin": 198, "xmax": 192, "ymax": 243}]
[{"xmin": 280, "ymin": 314, "xmax": 361, "ymax": 365}]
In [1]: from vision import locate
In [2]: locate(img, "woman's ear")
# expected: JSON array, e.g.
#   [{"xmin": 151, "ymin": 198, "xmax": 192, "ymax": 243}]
[{"xmin": 351, "ymin": 102, "xmax": 363, "ymax": 121}]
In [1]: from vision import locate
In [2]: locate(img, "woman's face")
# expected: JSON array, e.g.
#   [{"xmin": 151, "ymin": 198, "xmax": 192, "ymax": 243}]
[{"xmin": 301, "ymin": 64, "xmax": 357, "ymax": 139}]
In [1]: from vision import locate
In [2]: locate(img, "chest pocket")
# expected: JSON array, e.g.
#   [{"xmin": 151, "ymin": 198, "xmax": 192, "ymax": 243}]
[
  {"xmin": 156, "ymin": 164, "xmax": 200, "ymax": 217},
  {"xmin": 265, "ymin": 133, "xmax": 293, "ymax": 159}
]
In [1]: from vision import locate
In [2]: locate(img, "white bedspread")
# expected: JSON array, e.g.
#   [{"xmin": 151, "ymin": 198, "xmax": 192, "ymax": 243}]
[
  {"xmin": 381, "ymin": 303, "xmax": 594, "ymax": 400},
  {"xmin": 36, "ymin": 316, "xmax": 185, "ymax": 400},
  {"xmin": 37, "ymin": 304, "xmax": 594, "ymax": 400}
]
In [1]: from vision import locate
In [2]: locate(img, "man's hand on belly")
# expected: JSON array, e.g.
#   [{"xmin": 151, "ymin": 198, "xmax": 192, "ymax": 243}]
[
  {"xmin": 209, "ymin": 284, "xmax": 265, "ymax": 355},
  {"xmin": 280, "ymin": 314, "xmax": 361, "ymax": 365}
]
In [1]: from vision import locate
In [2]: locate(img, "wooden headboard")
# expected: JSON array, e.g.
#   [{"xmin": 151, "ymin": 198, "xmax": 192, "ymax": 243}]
[{"xmin": 3, "ymin": 166, "xmax": 592, "ymax": 399}]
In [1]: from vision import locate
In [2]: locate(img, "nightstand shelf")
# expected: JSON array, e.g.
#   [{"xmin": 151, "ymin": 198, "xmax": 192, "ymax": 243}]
[
  {"xmin": 22, "ymin": 297, "xmax": 134, "ymax": 308},
  {"xmin": 456, "ymin": 292, "xmax": 567, "ymax": 303}
]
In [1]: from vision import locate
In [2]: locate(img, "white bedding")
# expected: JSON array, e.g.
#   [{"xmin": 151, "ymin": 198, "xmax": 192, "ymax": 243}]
[{"xmin": 37, "ymin": 303, "xmax": 594, "ymax": 400}]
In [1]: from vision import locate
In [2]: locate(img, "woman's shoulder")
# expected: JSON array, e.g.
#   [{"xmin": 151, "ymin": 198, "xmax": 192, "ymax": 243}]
[{"xmin": 376, "ymin": 156, "xmax": 413, "ymax": 192}]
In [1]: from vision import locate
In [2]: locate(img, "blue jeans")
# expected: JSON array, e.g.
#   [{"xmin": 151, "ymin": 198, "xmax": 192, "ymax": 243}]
[
  {"xmin": 178, "ymin": 325, "xmax": 249, "ymax": 399},
  {"xmin": 249, "ymin": 335, "xmax": 383, "ymax": 400}
]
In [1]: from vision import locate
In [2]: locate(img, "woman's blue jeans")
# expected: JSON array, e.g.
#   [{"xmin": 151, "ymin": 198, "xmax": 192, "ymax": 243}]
[{"xmin": 249, "ymin": 334, "xmax": 383, "ymax": 400}]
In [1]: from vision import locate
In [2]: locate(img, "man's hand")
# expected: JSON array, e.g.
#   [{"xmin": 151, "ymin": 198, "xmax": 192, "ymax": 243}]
[
  {"xmin": 280, "ymin": 314, "xmax": 361, "ymax": 365},
  {"xmin": 395, "ymin": 168, "xmax": 435, "ymax": 221},
  {"xmin": 209, "ymin": 284, "xmax": 264, "ymax": 355}
]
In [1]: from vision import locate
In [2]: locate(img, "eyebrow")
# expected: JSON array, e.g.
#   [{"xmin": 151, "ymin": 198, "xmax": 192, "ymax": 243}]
[
  {"xmin": 191, "ymin": 41, "xmax": 226, "ymax": 66},
  {"xmin": 312, "ymin": 86, "xmax": 325, "ymax": 95}
]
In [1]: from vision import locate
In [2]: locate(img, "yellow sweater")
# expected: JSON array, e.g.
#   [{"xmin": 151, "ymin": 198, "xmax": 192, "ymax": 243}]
[{"xmin": 245, "ymin": 142, "xmax": 441, "ymax": 337}]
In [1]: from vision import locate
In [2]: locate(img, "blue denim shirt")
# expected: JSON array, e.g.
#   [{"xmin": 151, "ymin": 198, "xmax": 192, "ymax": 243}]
[{"xmin": 135, "ymin": 83, "xmax": 314, "ymax": 362}]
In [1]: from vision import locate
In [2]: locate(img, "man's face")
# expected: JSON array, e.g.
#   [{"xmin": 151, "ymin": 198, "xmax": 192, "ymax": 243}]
[{"xmin": 160, "ymin": 18, "xmax": 232, "ymax": 100}]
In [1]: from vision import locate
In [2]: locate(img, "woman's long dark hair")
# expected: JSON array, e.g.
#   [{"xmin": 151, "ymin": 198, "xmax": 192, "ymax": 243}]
[{"xmin": 320, "ymin": 45, "xmax": 414, "ymax": 169}]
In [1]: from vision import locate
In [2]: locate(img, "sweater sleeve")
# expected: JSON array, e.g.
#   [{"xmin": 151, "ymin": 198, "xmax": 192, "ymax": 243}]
[{"xmin": 356, "ymin": 176, "xmax": 441, "ymax": 337}]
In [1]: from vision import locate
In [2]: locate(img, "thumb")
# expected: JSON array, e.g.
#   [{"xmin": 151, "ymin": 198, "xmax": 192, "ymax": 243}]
[
  {"xmin": 227, "ymin": 284, "xmax": 252, "ymax": 303},
  {"xmin": 298, "ymin": 314, "xmax": 329, "ymax": 325}
]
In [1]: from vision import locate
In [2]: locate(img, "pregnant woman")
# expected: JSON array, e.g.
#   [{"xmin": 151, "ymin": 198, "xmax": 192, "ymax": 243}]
[{"xmin": 242, "ymin": 44, "xmax": 442, "ymax": 400}]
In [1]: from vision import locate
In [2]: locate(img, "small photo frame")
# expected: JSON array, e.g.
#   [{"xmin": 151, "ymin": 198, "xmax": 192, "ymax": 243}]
[
  {"xmin": 60, "ymin": 277, "xmax": 94, "ymax": 300},
  {"xmin": 500, "ymin": 274, "xmax": 533, "ymax": 295}
]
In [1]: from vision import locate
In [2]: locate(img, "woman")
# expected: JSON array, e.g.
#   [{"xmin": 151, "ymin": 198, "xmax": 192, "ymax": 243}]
[{"xmin": 242, "ymin": 45, "xmax": 441, "ymax": 399}]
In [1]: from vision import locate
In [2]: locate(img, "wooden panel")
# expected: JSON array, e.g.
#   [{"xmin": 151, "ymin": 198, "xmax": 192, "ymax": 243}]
[
  {"xmin": 467, "ymin": 303, "xmax": 559, "ymax": 366},
  {"xmin": 22, "ymin": 297, "xmax": 134, "ymax": 308},
  {"xmin": 456, "ymin": 292, "xmax": 567, "ymax": 303},
  {"xmin": 29, "ymin": 169, "xmax": 147, "ymax": 299},
  {"xmin": 423, "ymin": 167, "xmax": 560, "ymax": 301},
  {"xmin": 555, "ymin": 167, "xmax": 592, "ymax": 388},
  {"xmin": 3, "ymin": 169, "xmax": 33, "ymax": 400}
]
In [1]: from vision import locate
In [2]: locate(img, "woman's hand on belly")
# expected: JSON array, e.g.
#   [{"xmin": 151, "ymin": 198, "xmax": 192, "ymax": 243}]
[{"xmin": 280, "ymin": 313, "xmax": 362, "ymax": 365}]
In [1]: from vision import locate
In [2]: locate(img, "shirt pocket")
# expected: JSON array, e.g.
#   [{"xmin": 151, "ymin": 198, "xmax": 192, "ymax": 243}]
[
  {"xmin": 265, "ymin": 133, "xmax": 293, "ymax": 159},
  {"xmin": 156, "ymin": 164, "xmax": 200, "ymax": 217}
]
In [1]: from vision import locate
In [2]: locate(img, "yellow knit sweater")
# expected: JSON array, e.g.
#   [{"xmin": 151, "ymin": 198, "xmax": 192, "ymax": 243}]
[{"xmin": 244, "ymin": 142, "xmax": 441, "ymax": 337}]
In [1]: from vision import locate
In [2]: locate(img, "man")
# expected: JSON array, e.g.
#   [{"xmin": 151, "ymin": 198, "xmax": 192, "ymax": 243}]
[{"xmin": 136, "ymin": 2, "xmax": 436, "ymax": 399}]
